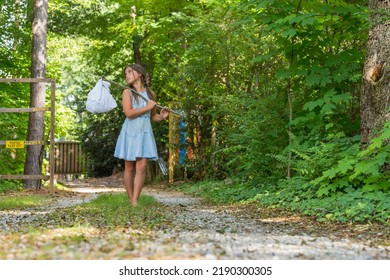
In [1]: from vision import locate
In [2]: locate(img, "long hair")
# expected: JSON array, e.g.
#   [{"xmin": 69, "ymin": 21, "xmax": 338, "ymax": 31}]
[{"xmin": 123, "ymin": 64, "xmax": 156, "ymax": 103}]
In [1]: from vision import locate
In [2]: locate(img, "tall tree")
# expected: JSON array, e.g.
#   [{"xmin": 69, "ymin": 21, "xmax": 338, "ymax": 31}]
[
  {"xmin": 361, "ymin": 0, "xmax": 390, "ymax": 144},
  {"xmin": 24, "ymin": 0, "xmax": 48, "ymax": 189}
]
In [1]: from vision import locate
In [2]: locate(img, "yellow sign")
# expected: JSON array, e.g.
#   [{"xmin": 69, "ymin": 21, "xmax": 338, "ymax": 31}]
[{"xmin": 6, "ymin": 141, "xmax": 25, "ymax": 149}]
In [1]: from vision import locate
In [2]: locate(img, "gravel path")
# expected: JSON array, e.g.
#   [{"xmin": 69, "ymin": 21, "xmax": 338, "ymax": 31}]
[
  {"xmin": 1, "ymin": 180, "xmax": 389, "ymax": 260},
  {"xmin": 143, "ymin": 187, "xmax": 390, "ymax": 260}
]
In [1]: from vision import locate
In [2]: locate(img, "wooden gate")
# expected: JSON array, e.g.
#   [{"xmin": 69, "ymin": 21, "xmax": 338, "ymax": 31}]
[{"xmin": 55, "ymin": 141, "xmax": 85, "ymax": 174}]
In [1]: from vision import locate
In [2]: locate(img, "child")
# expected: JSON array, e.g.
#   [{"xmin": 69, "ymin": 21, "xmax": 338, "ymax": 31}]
[{"xmin": 114, "ymin": 64, "xmax": 168, "ymax": 205}]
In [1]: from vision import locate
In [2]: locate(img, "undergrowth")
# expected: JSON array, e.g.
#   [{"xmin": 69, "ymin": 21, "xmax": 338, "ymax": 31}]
[
  {"xmin": 255, "ymin": 178, "xmax": 390, "ymax": 223},
  {"xmin": 0, "ymin": 181, "xmax": 23, "ymax": 193},
  {"xmin": 182, "ymin": 119, "xmax": 389, "ymax": 224},
  {"xmin": 177, "ymin": 180, "xmax": 390, "ymax": 224}
]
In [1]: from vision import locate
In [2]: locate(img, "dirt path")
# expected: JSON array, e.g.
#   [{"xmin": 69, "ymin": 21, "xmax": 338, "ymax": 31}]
[
  {"xmin": 59, "ymin": 178, "xmax": 390, "ymax": 259},
  {"xmin": 1, "ymin": 177, "xmax": 389, "ymax": 260}
]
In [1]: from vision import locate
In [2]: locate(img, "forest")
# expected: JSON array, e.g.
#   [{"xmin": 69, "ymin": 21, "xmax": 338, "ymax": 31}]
[{"xmin": 0, "ymin": 0, "xmax": 389, "ymax": 224}]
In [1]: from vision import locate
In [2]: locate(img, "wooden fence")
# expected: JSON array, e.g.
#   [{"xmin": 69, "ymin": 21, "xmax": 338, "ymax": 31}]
[
  {"xmin": 0, "ymin": 78, "xmax": 56, "ymax": 191},
  {"xmin": 55, "ymin": 141, "xmax": 85, "ymax": 174}
]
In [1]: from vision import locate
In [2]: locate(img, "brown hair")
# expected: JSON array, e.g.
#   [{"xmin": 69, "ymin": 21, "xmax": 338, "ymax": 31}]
[{"xmin": 123, "ymin": 64, "xmax": 156, "ymax": 103}]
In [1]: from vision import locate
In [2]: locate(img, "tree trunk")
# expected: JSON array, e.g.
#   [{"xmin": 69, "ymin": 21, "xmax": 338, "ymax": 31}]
[
  {"xmin": 131, "ymin": 5, "xmax": 142, "ymax": 64},
  {"xmin": 24, "ymin": 0, "xmax": 48, "ymax": 189},
  {"xmin": 133, "ymin": 34, "xmax": 142, "ymax": 64},
  {"xmin": 361, "ymin": 0, "xmax": 390, "ymax": 145}
]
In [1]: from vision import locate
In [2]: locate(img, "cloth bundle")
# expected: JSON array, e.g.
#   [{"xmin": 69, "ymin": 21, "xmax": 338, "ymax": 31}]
[{"xmin": 86, "ymin": 79, "xmax": 117, "ymax": 113}]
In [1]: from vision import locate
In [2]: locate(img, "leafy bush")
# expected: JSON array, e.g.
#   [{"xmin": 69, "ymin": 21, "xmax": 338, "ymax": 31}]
[
  {"xmin": 0, "ymin": 181, "xmax": 23, "ymax": 193},
  {"xmin": 178, "ymin": 180, "xmax": 265, "ymax": 204},
  {"xmin": 255, "ymin": 182, "xmax": 390, "ymax": 223},
  {"xmin": 215, "ymin": 92, "xmax": 288, "ymax": 183},
  {"xmin": 259, "ymin": 119, "xmax": 389, "ymax": 223}
]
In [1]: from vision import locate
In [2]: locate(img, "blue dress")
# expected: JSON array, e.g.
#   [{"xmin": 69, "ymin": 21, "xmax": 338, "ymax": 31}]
[{"xmin": 114, "ymin": 90, "xmax": 158, "ymax": 161}]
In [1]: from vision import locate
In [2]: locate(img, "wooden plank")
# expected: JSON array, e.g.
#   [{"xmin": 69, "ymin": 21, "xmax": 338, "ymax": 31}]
[
  {"xmin": 168, "ymin": 107, "xmax": 175, "ymax": 184},
  {"xmin": 50, "ymin": 80, "xmax": 56, "ymax": 192},
  {"xmin": 0, "ymin": 78, "xmax": 54, "ymax": 83},
  {"xmin": 0, "ymin": 140, "xmax": 46, "ymax": 145},
  {"xmin": 25, "ymin": 141, "xmax": 46, "ymax": 145},
  {"xmin": 0, "ymin": 107, "xmax": 50, "ymax": 113},
  {"xmin": 0, "ymin": 175, "xmax": 50, "ymax": 180},
  {"xmin": 77, "ymin": 143, "xmax": 83, "ymax": 173}
]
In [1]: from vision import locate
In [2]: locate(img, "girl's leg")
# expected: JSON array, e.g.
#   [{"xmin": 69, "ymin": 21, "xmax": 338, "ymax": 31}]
[
  {"xmin": 124, "ymin": 160, "xmax": 135, "ymax": 203},
  {"xmin": 132, "ymin": 158, "xmax": 148, "ymax": 205}
]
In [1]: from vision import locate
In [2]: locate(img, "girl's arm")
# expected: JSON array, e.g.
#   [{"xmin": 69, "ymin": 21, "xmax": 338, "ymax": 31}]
[{"xmin": 122, "ymin": 89, "xmax": 156, "ymax": 119}]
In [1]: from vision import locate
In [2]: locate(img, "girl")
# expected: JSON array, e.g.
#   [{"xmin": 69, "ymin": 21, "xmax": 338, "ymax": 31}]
[{"xmin": 114, "ymin": 64, "xmax": 168, "ymax": 205}]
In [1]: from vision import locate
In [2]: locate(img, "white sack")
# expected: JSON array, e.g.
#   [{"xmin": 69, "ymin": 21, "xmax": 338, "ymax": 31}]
[{"xmin": 86, "ymin": 79, "xmax": 117, "ymax": 113}]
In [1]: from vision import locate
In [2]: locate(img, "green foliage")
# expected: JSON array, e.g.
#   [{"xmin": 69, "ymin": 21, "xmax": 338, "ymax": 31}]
[
  {"xmin": 1, "ymin": 1, "xmax": 31, "ymax": 181},
  {"xmin": 0, "ymin": 181, "xmax": 23, "ymax": 193},
  {"xmin": 264, "ymin": 100, "xmax": 389, "ymax": 222},
  {"xmin": 312, "ymin": 121, "xmax": 390, "ymax": 195},
  {"xmin": 254, "ymin": 179, "xmax": 390, "ymax": 223},
  {"xmin": 0, "ymin": 0, "xmax": 32, "ymax": 78},
  {"xmin": 177, "ymin": 180, "xmax": 260, "ymax": 204},
  {"xmin": 179, "ymin": 176, "xmax": 389, "ymax": 223},
  {"xmin": 215, "ymin": 92, "xmax": 288, "ymax": 182},
  {"xmin": 204, "ymin": 0, "xmax": 367, "ymax": 187},
  {"xmin": 260, "ymin": 121, "xmax": 389, "ymax": 223}
]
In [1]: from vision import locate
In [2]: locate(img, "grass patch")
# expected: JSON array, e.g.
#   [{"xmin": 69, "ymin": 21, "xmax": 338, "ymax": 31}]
[
  {"xmin": 0, "ymin": 194, "xmax": 52, "ymax": 210},
  {"xmin": 48, "ymin": 193, "xmax": 171, "ymax": 230},
  {"xmin": 0, "ymin": 192, "xmax": 174, "ymax": 259}
]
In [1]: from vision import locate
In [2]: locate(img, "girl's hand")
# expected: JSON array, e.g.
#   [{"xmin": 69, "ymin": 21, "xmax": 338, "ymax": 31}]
[
  {"xmin": 146, "ymin": 100, "xmax": 157, "ymax": 110},
  {"xmin": 160, "ymin": 108, "xmax": 169, "ymax": 120}
]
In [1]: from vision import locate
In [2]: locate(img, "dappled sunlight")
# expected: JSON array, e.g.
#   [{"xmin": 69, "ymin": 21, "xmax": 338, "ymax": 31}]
[
  {"xmin": 42, "ymin": 225, "xmax": 102, "ymax": 239},
  {"xmin": 257, "ymin": 216, "xmax": 303, "ymax": 223},
  {"xmin": 69, "ymin": 186, "xmax": 125, "ymax": 194},
  {"xmin": 62, "ymin": 179, "xmax": 125, "ymax": 194},
  {"xmin": 0, "ymin": 225, "xmax": 143, "ymax": 259},
  {"xmin": 0, "ymin": 210, "xmax": 35, "ymax": 217}
]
